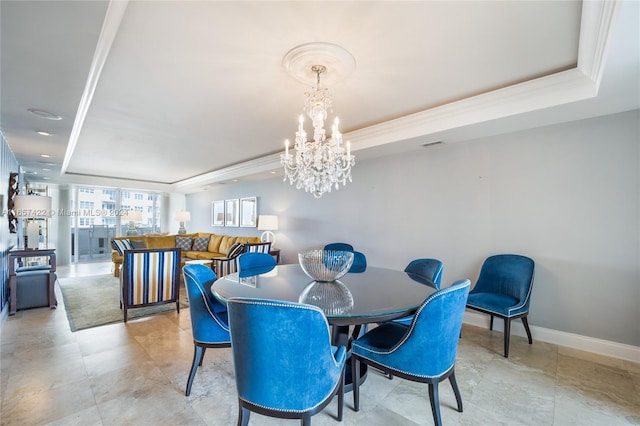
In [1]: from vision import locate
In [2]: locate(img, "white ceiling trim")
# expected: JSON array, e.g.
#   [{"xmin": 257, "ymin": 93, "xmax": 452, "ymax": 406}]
[
  {"xmin": 169, "ymin": 0, "xmax": 619, "ymax": 194},
  {"xmin": 60, "ymin": 0, "xmax": 129, "ymax": 175}
]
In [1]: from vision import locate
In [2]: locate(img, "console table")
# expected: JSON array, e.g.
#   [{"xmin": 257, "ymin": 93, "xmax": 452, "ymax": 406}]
[{"xmin": 9, "ymin": 246, "xmax": 57, "ymax": 315}]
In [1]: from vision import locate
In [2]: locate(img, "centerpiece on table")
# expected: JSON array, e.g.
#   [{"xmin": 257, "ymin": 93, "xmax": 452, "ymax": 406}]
[{"xmin": 298, "ymin": 250, "xmax": 355, "ymax": 314}]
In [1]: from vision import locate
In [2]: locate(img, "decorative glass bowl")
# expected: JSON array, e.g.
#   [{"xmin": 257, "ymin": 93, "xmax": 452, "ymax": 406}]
[{"xmin": 298, "ymin": 250, "xmax": 354, "ymax": 282}]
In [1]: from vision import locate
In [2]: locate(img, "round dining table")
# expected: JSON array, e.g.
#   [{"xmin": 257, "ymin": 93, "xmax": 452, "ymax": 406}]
[
  {"xmin": 211, "ymin": 263, "xmax": 438, "ymax": 389},
  {"xmin": 211, "ymin": 263, "xmax": 438, "ymax": 327}
]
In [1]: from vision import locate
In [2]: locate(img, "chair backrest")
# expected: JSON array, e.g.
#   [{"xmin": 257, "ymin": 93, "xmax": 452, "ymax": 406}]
[
  {"xmin": 404, "ymin": 258, "xmax": 443, "ymax": 289},
  {"xmin": 238, "ymin": 252, "xmax": 277, "ymax": 273},
  {"xmin": 227, "ymin": 298, "xmax": 345, "ymax": 412},
  {"xmin": 243, "ymin": 242, "xmax": 272, "ymax": 254},
  {"xmin": 472, "ymin": 254, "xmax": 535, "ymax": 311},
  {"xmin": 121, "ymin": 248, "xmax": 181, "ymax": 306},
  {"xmin": 389, "ymin": 279, "xmax": 470, "ymax": 377},
  {"xmin": 182, "ymin": 264, "xmax": 230, "ymax": 343},
  {"xmin": 324, "ymin": 242, "xmax": 354, "ymax": 252},
  {"xmin": 349, "ymin": 251, "xmax": 367, "ymax": 273}
]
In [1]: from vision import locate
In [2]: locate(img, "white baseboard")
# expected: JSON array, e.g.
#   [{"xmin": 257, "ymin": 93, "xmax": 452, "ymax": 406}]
[{"xmin": 463, "ymin": 311, "xmax": 640, "ymax": 363}]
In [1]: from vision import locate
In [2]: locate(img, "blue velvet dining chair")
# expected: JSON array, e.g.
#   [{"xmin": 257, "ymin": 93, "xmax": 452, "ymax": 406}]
[
  {"xmin": 349, "ymin": 251, "xmax": 367, "ymax": 273},
  {"xmin": 466, "ymin": 254, "xmax": 535, "ymax": 358},
  {"xmin": 324, "ymin": 242, "xmax": 354, "ymax": 252},
  {"xmin": 351, "ymin": 279, "xmax": 470, "ymax": 426},
  {"xmin": 237, "ymin": 252, "xmax": 276, "ymax": 273},
  {"xmin": 182, "ymin": 264, "xmax": 231, "ymax": 396},
  {"xmin": 227, "ymin": 298, "xmax": 347, "ymax": 426},
  {"xmin": 393, "ymin": 258, "xmax": 443, "ymax": 326}
]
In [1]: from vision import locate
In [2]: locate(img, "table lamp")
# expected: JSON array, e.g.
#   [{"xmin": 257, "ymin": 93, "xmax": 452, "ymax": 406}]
[
  {"xmin": 174, "ymin": 210, "xmax": 190, "ymax": 234},
  {"xmin": 13, "ymin": 195, "xmax": 52, "ymax": 249},
  {"xmin": 122, "ymin": 210, "xmax": 142, "ymax": 235},
  {"xmin": 257, "ymin": 215, "xmax": 278, "ymax": 246}
]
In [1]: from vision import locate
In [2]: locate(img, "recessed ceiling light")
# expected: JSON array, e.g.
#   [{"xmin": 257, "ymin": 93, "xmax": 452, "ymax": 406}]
[
  {"xmin": 42, "ymin": 177, "xmax": 50, "ymax": 180},
  {"xmin": 42, "ymin": 168, "xmax": 51, "ymax": 171},
  {"xmin": 36, "ymin": 131, "xmax": 51, "ymax": 136},
  {"xmin": 270, "ymin": 171, "xmax": 277, "ymax": 174},
  {"xmin": 40, "ymin": 154, "xmax": 51, "ymax": 158},
  {"xmin": 28, "ymin": 108, "xmax": 62, "ymax": 121},
  {"xmin": 232, "ymin": 179, "xmax": 239, "ymax": 182}
]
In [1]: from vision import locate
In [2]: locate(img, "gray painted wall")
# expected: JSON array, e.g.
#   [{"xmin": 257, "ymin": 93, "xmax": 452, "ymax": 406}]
[{"xmin": 187, "ymin": 110, "xmax": 639, "ymax": 346}]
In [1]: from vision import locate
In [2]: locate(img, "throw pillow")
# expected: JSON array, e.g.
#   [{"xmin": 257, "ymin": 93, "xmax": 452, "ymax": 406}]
[
  {"xmin": 175, "ymin": 236, "xmax": 193, "ymax": 251},
  {"xmin": 111, "ymin": 239, "xmax": 133, "ymax": 256},
  {"xmin": 130, "ymin": 240, "xmax": 146, "ymax": 249},
  {"xmin": 227, "ymin": 242, "xmax": 245, "ymax": 258},
  {"xmin": 192, "ymin": 236, "xmax": 210, "ymax": 252}
]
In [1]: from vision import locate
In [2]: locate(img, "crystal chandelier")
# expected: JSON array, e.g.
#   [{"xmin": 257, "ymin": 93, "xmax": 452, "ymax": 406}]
[{"xmin": 280, "ymin": 65, "xmax": 355, "ymax": 198}]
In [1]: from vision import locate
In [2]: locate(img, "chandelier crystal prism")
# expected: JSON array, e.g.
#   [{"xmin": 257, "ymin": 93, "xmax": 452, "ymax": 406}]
[{"xmin": 280, "ymin": 65, "xmax": 355, "ymax": 198}]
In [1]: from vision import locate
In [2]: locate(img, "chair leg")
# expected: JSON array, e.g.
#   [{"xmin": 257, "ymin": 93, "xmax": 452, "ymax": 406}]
[
  {"xmin": 428, "ymin": 382, "xmax": 442, "ymax": 426},
  {"xmin": 238, "ymin": 405, "xmax": 249, "ymax": 426},
  {"xmin": 176, "ymin": 300, "xmax": 180, "ymax": 314},
  {"xmin": 521, "ymin": 316, "xmax": 533, "ymax": 344},
  {"xmin": 489, "ymin": 315, "xmax": 494, "ymax": 330},
  {"xmin": 338, "ymin": 365, "xmax": 345, "ymax": 421},
  {"xmin": 124, "ymin": 307, "xmax": 128, "ymax": 322},
  {"xmin": 352, "ymin": 357, "xmax": 360, "ymax": 411},
  {"xmin": 199, "ymin": 347, "xmax": 206, "ymax": 366},
  {"xmin": 301, "ymin": 415, "xmax": 311, "ymax": 426},
  {"xmin": 448, "ymin": 370, "xmax": 463, "ymax": 412},
  {"xmin": 504, "ymin": 317, "xmax": 511, "ymax": 358},
  {"xmin": 186, "ymin": 345, "xmax": 205, "ymax": 396}
]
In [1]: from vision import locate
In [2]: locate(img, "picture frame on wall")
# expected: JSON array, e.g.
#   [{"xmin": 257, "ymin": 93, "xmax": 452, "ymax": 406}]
[
  {"xmin": 240, "ymin": 197, "xmax": 257, "ymax": 227},
  {"xmin": 211, "ymin": 200, "xmax": 225, "ymax": 226},
  {"xmin": 225, "ymin": 199, "xmax": 239, "ymax": 227}
]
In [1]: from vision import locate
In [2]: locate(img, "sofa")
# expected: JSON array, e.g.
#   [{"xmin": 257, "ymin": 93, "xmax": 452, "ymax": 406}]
[{"xmin": 110, "ymin": 232, "xmax": 261, "ymax": 277}]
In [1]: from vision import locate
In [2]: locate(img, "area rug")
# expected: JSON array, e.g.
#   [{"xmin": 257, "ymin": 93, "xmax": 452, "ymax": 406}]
[{"xmin": 58, "ymin": 274, "xmax": 188, "ymax": 332}]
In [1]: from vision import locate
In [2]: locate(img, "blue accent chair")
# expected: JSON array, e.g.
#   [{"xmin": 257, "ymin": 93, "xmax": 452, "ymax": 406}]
[
  {"xmin": 393, "ymin": 258, "xmax": 443, "ymax": 326},
  {"xmin": 182, "ymin": 264, "xmax": 231, "ymax": 396},
  {"xmin": 227, "ymin": 298, "xmax": 347, "ymax": 426},
  {"xmin": 351, "ymin": 280, "xmax": 470, "ymax": 426},
  {"xmin": 323, "ymin": 242, "xmax": 354, "ymax": 252},
  {"xmin": 349, "ymin": 251, "xmax": 367, "ymax": 273},
  {"xmin": 466, "ymin": 254, "xmax": 535, "ymax": 358}
]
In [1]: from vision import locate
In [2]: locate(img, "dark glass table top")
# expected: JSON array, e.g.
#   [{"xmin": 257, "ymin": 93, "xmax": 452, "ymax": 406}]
[{"xmin": 211, "ymin": 264, "xmax": 437, "ymax": 326}]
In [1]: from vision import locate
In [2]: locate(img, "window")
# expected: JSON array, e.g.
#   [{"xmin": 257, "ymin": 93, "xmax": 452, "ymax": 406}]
[
  {"xmin": 79, "ymin": 217, "xmax": 94, "ymax": 226},
  {"xmin": 72, "ymin": 186, "xmax": 161, "ymax": 264},
  {"xmin": 102, "ymin": 189, "xmax": 116, "ymax": 200}
]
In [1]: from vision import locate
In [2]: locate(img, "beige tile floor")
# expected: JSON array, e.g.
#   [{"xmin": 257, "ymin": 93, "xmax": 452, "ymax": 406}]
[{"xmin": 1, "ymin": 261, "xmax": 639, "ymax": 426}]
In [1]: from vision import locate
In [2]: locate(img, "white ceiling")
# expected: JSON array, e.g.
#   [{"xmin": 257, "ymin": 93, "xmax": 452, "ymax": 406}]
[{"xmin": 1, "ymin": 1, "xmax": 638, "ymax": 194}]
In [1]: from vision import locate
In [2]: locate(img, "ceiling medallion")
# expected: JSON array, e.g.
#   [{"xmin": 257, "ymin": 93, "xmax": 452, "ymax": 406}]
[{"xmin": 280, "ymin": 43, "xmax": 356, "ymax": 198}]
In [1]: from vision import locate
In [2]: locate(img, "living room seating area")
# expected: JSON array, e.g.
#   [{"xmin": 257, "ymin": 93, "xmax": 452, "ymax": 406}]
[{"xmin": 110, "ymin": 232, "xmax": 262, "ymax": 277}]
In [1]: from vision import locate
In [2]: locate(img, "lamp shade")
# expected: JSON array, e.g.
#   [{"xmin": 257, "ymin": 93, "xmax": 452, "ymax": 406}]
[
  {"xmin": 13, "ymin": 195, "xmax": 52, "ymax": 218},
  {"xmin": 174, "ymin": 210, "xmax": 191, "ymax": 222},
  {"xmin": 122, "ymin": 210, "xmax": 142, "ymax": 222},
  {"xmin": 257, "ymin": 215, "xmax": 278, "ymax": 231}
]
